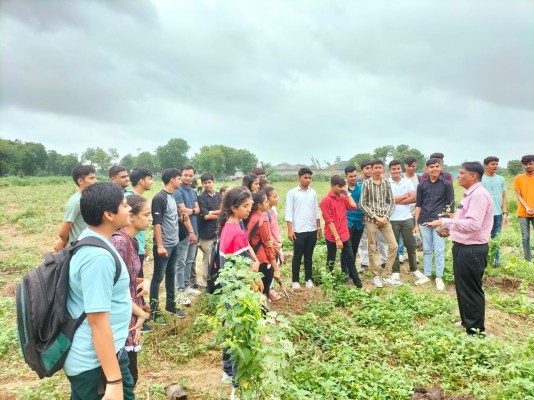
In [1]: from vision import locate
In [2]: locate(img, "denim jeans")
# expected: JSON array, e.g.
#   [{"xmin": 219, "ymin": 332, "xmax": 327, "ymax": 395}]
[
  {"xmin": 150, "ymin": 243, "xmax": 179, "ymax": 313},
  {"xmin": 398, "ymin": 235, "xmax": 404, "ymax": 256},
  {"xmin": 175, "ymin": 236, "xmax": 198, "ymax": 291},
  {"xmin": 419, "ymin": 224, "xmax": 445, "ymax": 277},
  {"xmin": 519, "ymin": 217, "xmax": 534, "ymax": 262},
  {"xmin": 490, "ymin": 214, "xmax": 503, "ymax": 265}
]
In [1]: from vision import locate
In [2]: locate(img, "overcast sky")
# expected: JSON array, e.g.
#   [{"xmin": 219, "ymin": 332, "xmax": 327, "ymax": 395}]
[{"xmin": 1, "ymin": 0, "xmax": 533, "ymax": 167}]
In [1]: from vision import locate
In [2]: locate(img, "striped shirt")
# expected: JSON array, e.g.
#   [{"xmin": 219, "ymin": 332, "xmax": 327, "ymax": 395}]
[
  {"xmin": 359, "ymin": 177, "xmax": 395, "ymax": 223},
  {"xmin": 441, "ymin": 183, "xmax": 493, "ymax": 245}
]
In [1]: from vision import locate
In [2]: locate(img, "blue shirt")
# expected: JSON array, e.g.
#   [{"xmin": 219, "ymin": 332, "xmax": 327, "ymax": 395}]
[
  {"xmin": 481, "ymin": 174, "xmax": 506, "ymax": 216},
  {"xmin": 64, "ymin": 229, "xmax": 131, "ymax": 376},
  {"xmin": 347, "ymin": 183, "xmax": 364, "ymax": 230},
  {"xmin": 173, "ymin": 184, "xmax": 199, "ymax": 234}
]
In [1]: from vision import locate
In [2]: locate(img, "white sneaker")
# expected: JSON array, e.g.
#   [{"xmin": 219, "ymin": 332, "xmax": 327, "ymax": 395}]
[
  {"xmin": 412, "ymin": 270, "xmax": 425, "ymax": 279},
  {"xmin": 436, "ymin": 277, "xmax": 445, "ymax": 291},
  {"xmin": 177, "ymin": 292, "xmax": 192, "ymax": 306},
  {"xmin": 231, "ymin": 387, "xmax": 240, "ymax": 400},
  {"xmin": 391, "ymin": 272, "xmax": 401, "ymax": 281},
  {"xmin": 383, "ymin": 276, "xmax": 403, "ymax": 286},
  {"xmin": 221, "ymin": 372, "xmax": 233, "ymax": 385},
  {"xmin": 305, "ymin": 280, "xmax": 314, "ymax": 288},
  {"xmin": 415, "ymin": 275, "xmax": 430, "ymax": 285},
  {"xmin": 186, "ymin": 287, "xmax": 201, "ymax": 296},
  {"xmin": 372, "ymin": 276, "xmax": 383, "ymax": 288},
  {"xmin": 399, "ymin": 255, "xmax": 405, "ymax": 263},
  {"xmin": 292, "ymin": 282, "xmax": 301, "ymax": 290},
  {"xmin": 454, "ymin": 321, "xmax": 463, "ymax": 328}
]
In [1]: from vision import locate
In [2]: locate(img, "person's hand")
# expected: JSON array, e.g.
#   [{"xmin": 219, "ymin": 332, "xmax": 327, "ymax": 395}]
[
  {"xmin": 424, "ymin": 220, "xmax": 441, "ymax": 228},
  {"xmin": 412, "ymin": 225, "xmax": 419, "ymax": 234},
  {"xmin": 264, "ymin": 239, "xmax": 274, "ymax": 248},
  {"xmin": 103, "ymin": 382, "xmax": 123, "ymax": 400},
  {"xmin": 54, "ymin": 238, "xmax": 66, "ymax": 253},
  {"xmin": 129, "ymin": 314, "xmax": 146, "ymax": 333},
  {"xmin": 255, "ymin": 279, "xmax": 264, "ymax": 294},
  {"xmin": 136, "ymin": 278, "xmax": 150, "ymax": 297},
  {"xmin": 527, "ymin": 207, "xmax": 534, "ymax": 215},
  {"xmin": 273, "ymin": 268, "xmax": 281, "ymax": 280},
  {"xmin": 157, "ymin": 246, "xmax": 168, "ymax": 257},
  {"xmin": 279, "ymin": 253, "xmax": 285, "ymax": 265},
  {"xmin": 336, "ymin": 239, "xmax": 343, "ymax": 250},
  {"xmin": 189, "ymin": 232, "xmax": 197, "ymax": 244},
  {"xmin": 317, "ymin": 229, "xmax": 322, "ymax": 239},
  {"xmin": 288, "ymin": 230, "xmax": 296, "ymax": 243},
  {"xmin": 142, "ymin": 304, "xmax": 151, "ymax": 313},
  {"xmin": 251, "ymin": 259, "xmax": 260, "ymax": 273}
]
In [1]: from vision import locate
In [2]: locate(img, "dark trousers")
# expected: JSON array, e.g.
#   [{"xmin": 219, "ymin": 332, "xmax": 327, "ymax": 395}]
[
  {"xmin": 291, "ymin": 231, "xmax": 317, "ymax": 282},
  {"xmin": 127, "ymin": 351, "xmax": 138, "ymax": 387},
  {"xmin": 138, "ymin": 254, "xmax": 145, "ymax": 278},
  {"xmin": 326, "ymin": 239, "xmax": 362, "ymax": 287},
  {"xmin": 349, "ymin": 224, "xmax": 365, "ymax": 261},
  {"xmin": 150, "ymin": 243, "xmax": 179, "ymax": 313},
  {"xmin": 259, "ymin": 263, "xmax": 274, "ymax": 297},
  {"xmin": 67, "ymin": 349, "xmax": 135, "ymax": 400},
  {"xmin": 390, "ymin": 218, "xmax": 417, "ymax": 273},
  {"xmin": 452, "ymin": 242, "xmax": 488, "ymax": 334}
]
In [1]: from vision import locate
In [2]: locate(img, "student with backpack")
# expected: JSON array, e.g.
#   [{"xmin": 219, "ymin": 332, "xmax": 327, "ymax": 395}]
[
  {"xmin": 217, "ymin": 187, "xmax": 262, "ymax": 398},
  {"xmin": 111, "ymin": 195, "xmax": 152, "ymax": 387},
  {"xmin": 263, "ymin": 186, "xmax": 284, "ymax": 301},
  {"xmin": 65, "ymin": 182, "xmax": 135, "ymax": 400}
]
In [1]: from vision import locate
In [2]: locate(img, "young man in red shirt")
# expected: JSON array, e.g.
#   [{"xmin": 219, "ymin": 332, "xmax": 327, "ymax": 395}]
[{"xmin": 320, "ymin": 175, "xmax": 362, "ymax": 288}]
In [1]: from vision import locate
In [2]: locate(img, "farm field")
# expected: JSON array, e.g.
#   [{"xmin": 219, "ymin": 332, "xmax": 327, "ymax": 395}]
[{"xmin": 0, "ymin": 176, "xmax": 533, "ymax": 399}]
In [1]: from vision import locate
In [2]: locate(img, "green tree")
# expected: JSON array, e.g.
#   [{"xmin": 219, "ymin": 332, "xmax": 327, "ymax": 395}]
[
  {"xmin": 235, "ymin": 148, "xmax": 258, "ymax": 174},
  {"xmin": 156, "ymin": 138, "xmax": 190, "ymax": 170},
  {"xmin": 390, "ymin": 145, "xmax": 426, "ymax": 172},
  {"xmin": 136, "ymin": 151, "xmax": 158, "ymax": 172},
  {"xmin": 348, "ymin": 153, "xmax": 373, "ymax": 168},
  {"xmin": 81, "ymin": 147, "xmax": 119, "ymax": 175},
  {"xmin": 191, "ymin": 146, "xmax": 226, "ymax": 176},
  {"xmin": 507, "ymin": 160, "xmax": 523, "ymax": 175},
  {"xmin": 372, "ymin": 145, "xmax": 395, "ymax": 162},
  {"xmin": 120, "ymin": 153, "xmax": 137, "ymax": 171}
]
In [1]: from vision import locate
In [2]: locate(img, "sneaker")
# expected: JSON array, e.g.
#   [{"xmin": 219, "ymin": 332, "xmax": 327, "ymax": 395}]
[
  {"xmin": 186, "ymin": 287, "xmax": 201, "ymax": 297},
  {"xmin": 415, "ymin": 275, "xmax": 430, "ymax": 285},
  {"xmin": 372, "ymin": 276, "xmax": 383, "ymax": 288},
  {"xmin": 399, "ymin": 255, "xmax": 405, "ymax": 263},
  {"xmin": 165, "ymin": 306, "xmax": 186, "ymax": 319},
  {"xmin": 231, "ymin": 387, "xmax": 240, "ymax": 400},
  {"xmin": 412, "ymin": 270, "xmax": 425, "ymax": 279},
  {"xmin": 454, "ymin": 321, "xmax": 463, "ymax": 328},
  {"xmin": 436, "ymin": 277, "xmax": 445, "ymax": 291},
  {"xmin": 391, "ymin": 272, "xmax": 401, "ymax": 281},
  {"xmin": 292, "ymin": 282, "xmax": 301, "ymax": 290},
  {"xmin": 177, "ymin": 292, "xmax": 192, "ymax": 306},
  {"xmin": 221, "ymin": 372, "xmax": 233, "ymax": 385},
  {"xmin": 383, "ymin": 276, "xmax": 403, "ymax": 286},
  {"xmin": 360, "ymin": 264, "xmax": 369, "ymax": 271},
  {"xmin": 305, "ymin": 280, "xmax": 314, "ymax": 288}
]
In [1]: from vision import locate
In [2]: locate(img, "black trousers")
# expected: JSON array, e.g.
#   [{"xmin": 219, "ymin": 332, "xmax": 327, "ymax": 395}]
[
  {"xmin": 326, "ymin": 239, "xmax": 362, "ymax": 287},
  {"xmin": 291, "ymin": 231, "xmax": 317, "ymax": 282},
  {"xmin": 349, "ymin": 223, "xmax": 365, "ymax": 261},
  {"xmin": 452, "ymin": 242, "xmax": 488, "ymax": 334},
  {"xmin": 259, "ymin": 262, "xmax": 274, "ymax": 297}
]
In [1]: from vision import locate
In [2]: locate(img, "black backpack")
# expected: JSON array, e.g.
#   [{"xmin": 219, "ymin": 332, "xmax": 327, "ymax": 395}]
[
  {"xmin": 16, "ymin": 236, "xmax": 121, "ymax": 378},
  {"xmin": 207, "ymin": 237, "xmax": 220, "ymax": 294}
]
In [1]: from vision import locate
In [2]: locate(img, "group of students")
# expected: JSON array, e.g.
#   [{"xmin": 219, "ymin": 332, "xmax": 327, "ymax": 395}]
[{"xmin": 54, "ymin": 151, "xmax": 534, "ymax": 399}]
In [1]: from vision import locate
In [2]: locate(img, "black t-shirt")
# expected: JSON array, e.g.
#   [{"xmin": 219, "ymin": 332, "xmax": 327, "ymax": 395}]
[{"xmin": 198, "ymin": 191, "xmax": 222, "ymax": 239}]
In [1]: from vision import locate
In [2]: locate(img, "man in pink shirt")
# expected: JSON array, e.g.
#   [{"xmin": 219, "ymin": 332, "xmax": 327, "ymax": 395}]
[
  {"xmin": 426, "ymin": 162, "xmax": 493, "ymax": 336},
  {"xmin": 320, "ymin": 175, "xmax": 362, "ymax": 288}
]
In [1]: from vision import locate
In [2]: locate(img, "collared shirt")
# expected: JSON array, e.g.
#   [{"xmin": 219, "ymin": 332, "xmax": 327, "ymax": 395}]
[
  {"xmin": 416, "ymin": 178, "xmax": 455, "ymax": 224},
  {"xmin": 389, "ymin": 177, "xmax": 415, "ymax": 221},
  {"xmin": 320, "ymin": 192, "xmax": 356, "ymax": 242},
  {"xmin": 198, "ymin": 190, "xmax": 222, "ymax": 240},
  {"xmin": 441, "ymin": 183, "xmax": 493, "ymax": 245},
  {"xmin": 285, "ymin": 185, "xmax": 321, "ymax": 233},
  {"xmin": 359, "ymin": 178, "xmax": 395, "ymax": 223},
  {"xmin": 347, "ymin": 183, "xmax": 364, "ymax": 230},
  {"xmin": 173, "ymin": 184, "xmax": 198, "ymax": 233}
]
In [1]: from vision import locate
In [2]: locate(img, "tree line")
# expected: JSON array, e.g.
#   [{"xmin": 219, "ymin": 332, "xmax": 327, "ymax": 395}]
[{"xmin": 0, "ymin": 138, "xmax": 522, "ymax": 177}]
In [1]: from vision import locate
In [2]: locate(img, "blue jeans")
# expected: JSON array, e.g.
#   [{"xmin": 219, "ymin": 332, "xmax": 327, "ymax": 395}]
[
  {"xmin": 150, "ymin": 243, "xmax": 179, "ymax": 313},
  {"xmin": 490, "ymin": 214, "xmax": 503, "ymax": 265},
  {"xmin": 419, "ymin": 224, "xmax": 445, "ymax": 277},
  {"xmin": 398, "ymin": 235, "xmax": 404, "ymax": 256},
  {"xmin": 519, "ymin": 217, "xmax": 534, "ymax": 262},
  {"xmin": 175, "ymin": 237, "xmax": 198, "ymax": 291}
]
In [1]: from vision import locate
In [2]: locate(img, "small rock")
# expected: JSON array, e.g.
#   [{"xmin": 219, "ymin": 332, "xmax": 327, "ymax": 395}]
[{"xmin": 165, "ymin": 383, "xmax": 187, "ymax": 400}]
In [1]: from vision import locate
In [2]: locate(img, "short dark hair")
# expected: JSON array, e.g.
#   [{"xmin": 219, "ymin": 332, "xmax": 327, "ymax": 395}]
[
  {"xmin": 71, "ymin": 165, "xmax": 96, "ymax": 186},
  {"xmin": 404, "ymin": 157, "xmax": 417, "ymax": 165},
  {"xmin": 430, "ymin": 152, "xmax": 444, "ymax": 160},
  {"xmin": 200, "ymin": 172, "xmax": 214, "ymax": 183},
  {"xmin": 251, "ymin": 167, "xmax": 266, "ymax": 176},
  {"xmin": 521, "ymin": 155, "xmax": 534, "ymax": 165},
  {"xmin": 181, "ymin": 165, "xmax": 196, "ymax": 173},
  {"xmin": 298, "ymin": 167, "xmax": 313, "ymax": 177},
  {"xmin": 108, "ymin": 165, "xmax": 127, "ymax": 179},
  {"xmin": 360, "ymin": 160, "xmax": 372, "ymax": 170},
  {"xmin": 426, "ymin": 158, "xmax": 441, "ymax": 167},
  {"xmin": 80, "ymin": 182, "xmax": 124, "ymax": 226},
  {"xmin": 389, "ymin": 159, "xmax": 402, "ymax": 168},
  {"xmin": 461, "ymin": 162, "xmax": 484, "ymax": 181},
  {"xmin": 126, "ymin": 194, "xmax": 148, "ymax": 215},
  {"xmin": 483, "ymin": 156, "xmax": 499, "ymax": 166},
  {"xmin": 161, "ymin": 168, "xmax": 181, "ymax": 185},
  {"xmin": 330, "ymin": 175, "xmax": 346, "ymax": 186},
  {"xmin": 344, "ymin": 164, "xmax": 357, "ymax": 175},
  {"xmin": 130, "ymin": 167, "xmax": 152, "ymax": 186},
  {"xmin": 371, "ymin": 159, "xmax": 384, "ymax": 167}
]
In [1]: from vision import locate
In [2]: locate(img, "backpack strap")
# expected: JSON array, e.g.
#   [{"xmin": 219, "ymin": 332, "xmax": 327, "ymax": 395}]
[
  {"xmin": 248, "ymin": 220, "xmax": 262, "ymax": 254},
  {"xmin": 69, "ymin": 236, "xmax": 122, "ymax": 285}
]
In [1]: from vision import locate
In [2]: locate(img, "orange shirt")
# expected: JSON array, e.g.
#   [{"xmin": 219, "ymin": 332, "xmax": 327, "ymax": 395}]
[{"xmin": 513, "ymin": 173, "xmax": 534, "ymax": 217}]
